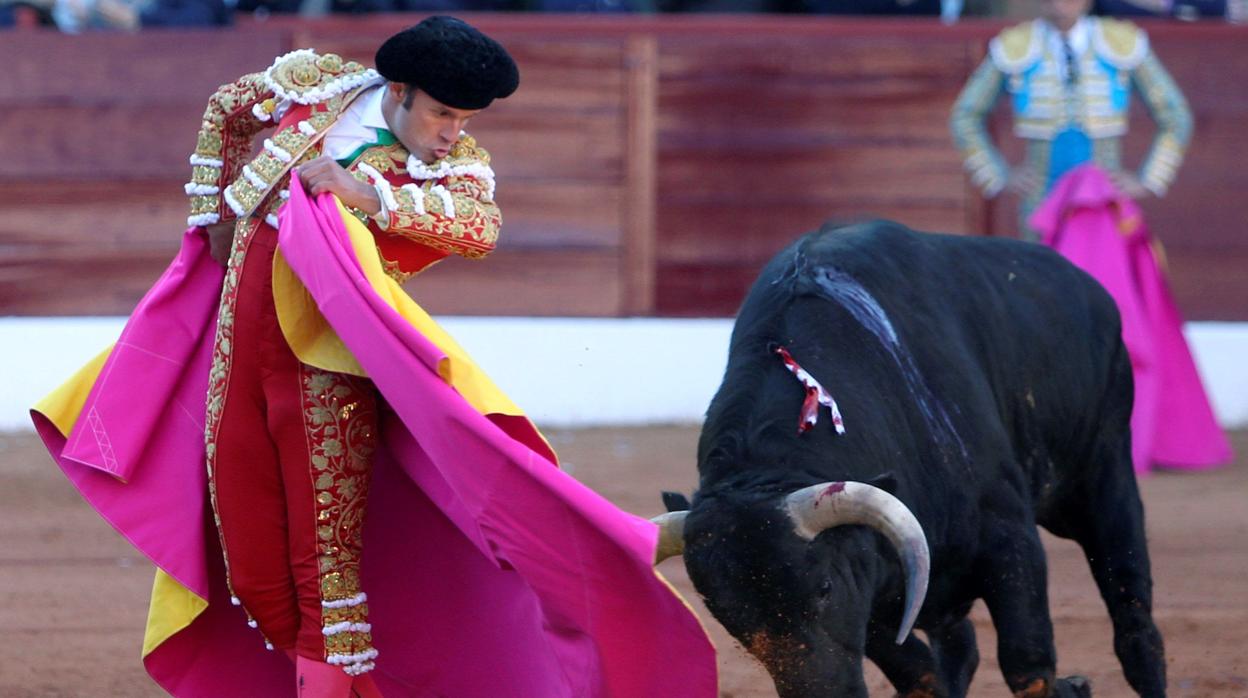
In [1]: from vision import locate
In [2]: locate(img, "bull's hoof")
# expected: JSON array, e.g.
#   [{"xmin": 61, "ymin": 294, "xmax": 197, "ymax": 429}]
[{"xmin": 1055, "ymin": 675, "xmax": 1092, "ymax": 698}]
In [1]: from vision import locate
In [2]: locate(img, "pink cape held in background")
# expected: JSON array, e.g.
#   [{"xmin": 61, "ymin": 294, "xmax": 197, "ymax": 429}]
[
  {"xmin": 1030, "ymin": 164, "xmax": 1232, "ymax": 473},
  {"xmin": 31, "ymin": 179, "xmax": 718, "ymax": 697}
]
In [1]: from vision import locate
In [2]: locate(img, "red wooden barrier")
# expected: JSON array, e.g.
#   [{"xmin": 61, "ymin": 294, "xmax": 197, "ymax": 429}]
[{"xmin": 1, "ymin": 17, "xmax": 1244, "ymax": 319}]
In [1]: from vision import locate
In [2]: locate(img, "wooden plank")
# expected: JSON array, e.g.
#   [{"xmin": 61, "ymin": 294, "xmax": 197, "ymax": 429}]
[
  {"xmin": 657, "ymin": 202, "xmax": 968, "ymax": 264},
  {"xmin": 470, "ymin": 110, "xmax": 626, "ymax": 182},
  {"xmin": 0, "ymin": 181, "xmax": 186, "ymax": 248},
  {"xmin": 657, "ymin": 98, "xmax": 961, "ymax": 145},
  {"xmin": 0, "ymin": 106, "xmax": 206, "ymax": 180},
  {"xmin": 658, "ymin": 143, "xmax": 966, "ymax": 199},
  {"xmin": 402, "ymin": 249, "xmax": 623, "ymax": 317},
  {"xmin": 0, "ymin": 252, "xmax": 173, "ymax": 317},
  {"xmin": 654, "ymin": 261, "xmax": 761, "ymax": 318},
  {"xmin": 0, "ymin": 32, "xmax": 288, "ymax": 103},
  {"xmin": 662, "ymin": 39, "xmax": 969, "ymax": 80},
  {"xmin": 622, "ymin": 35, "xmax": 658, "ymax": 317},
  {"xmin": 652, "ymin": 33, "xmax": 977, "ymax": 315},
  {"xmin": 496, "ymin": 180, "xmax": 624, "ymax": 249},
  {"xmin": 1166, "ymin": 252, "xmax": 1248, "ymax": 323}
]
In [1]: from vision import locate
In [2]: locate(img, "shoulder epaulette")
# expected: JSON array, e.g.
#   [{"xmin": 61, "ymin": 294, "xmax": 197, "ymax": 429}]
[
  {"xmin": 988, "ymin": 20, "xmax": 1043, "ymax": 75},
  {"xmin": 1091, "ymin": 18, "xmax": 1149, "ymax": 70},
  {"xmin": 264, "ymin": 49, "xmax": 382, "ymax": 106}
]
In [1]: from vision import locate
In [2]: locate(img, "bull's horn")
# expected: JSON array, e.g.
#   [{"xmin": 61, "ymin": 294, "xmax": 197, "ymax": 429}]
[
  {"xmin": 782, "ymin": 482, "xmax": 930, "ymax": 645},
  {"xmin": 650, "ymin": 511, "xmax": 688, "ymax": 564}
]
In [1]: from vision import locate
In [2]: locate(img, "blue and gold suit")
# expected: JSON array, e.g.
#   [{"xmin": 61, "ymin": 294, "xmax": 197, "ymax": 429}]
[{"xmin": 950, "ymin": 17, "xmax": 1191, "ymax": 235}]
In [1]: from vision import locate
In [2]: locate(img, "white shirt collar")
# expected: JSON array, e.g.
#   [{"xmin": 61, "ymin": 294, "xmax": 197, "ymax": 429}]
[
  {"xmin": 321, "ymin": 84, "xmax": 394, "ymax": 161},
  {"xmin": 1044, "ymin": 16, "xmax": 1091, "ymax": 56},
  {"xmin": 359, "ymin": 85, "xmax": 390, "ymax": 132}
]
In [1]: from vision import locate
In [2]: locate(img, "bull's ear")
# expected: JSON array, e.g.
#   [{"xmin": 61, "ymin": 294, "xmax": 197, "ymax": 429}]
[
  {"xmin": 865, "ymin": 472, "xmax": 898, "ymax": 495},
  {"xmin": 661, "ymin": 491, "xmax": 691, "ymax": 512}
]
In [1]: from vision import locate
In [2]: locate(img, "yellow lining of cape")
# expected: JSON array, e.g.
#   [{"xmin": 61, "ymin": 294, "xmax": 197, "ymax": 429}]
[
  {"xmin": 143, "ymin": 569, "xmax": 210, "ymax": 656},
  {"xmin": 31, "ymin": 346, "xmax": 211, "ymax": 660},
  {"xmin": 271, "ymin": 197, "xmax": 526, "ymax": 420},
  {"xmin": 33, "ymin": 345, "xmax": 113, "ymax": 438}
]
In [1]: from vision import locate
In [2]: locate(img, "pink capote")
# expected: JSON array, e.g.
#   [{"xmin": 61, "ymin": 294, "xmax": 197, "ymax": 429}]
[
  {"xmin": 32, "ymin": 180, "xmax": 717, "ymax": 697},
  {"xmin": 1030, "ymin": 164, "xmax": 1231, "ymax": 473}
]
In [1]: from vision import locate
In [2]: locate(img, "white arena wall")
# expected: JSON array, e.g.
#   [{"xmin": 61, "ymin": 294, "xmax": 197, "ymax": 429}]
[{"xmin": 3, "ymin": 317, "xmax": 1246, "ymax": 432}]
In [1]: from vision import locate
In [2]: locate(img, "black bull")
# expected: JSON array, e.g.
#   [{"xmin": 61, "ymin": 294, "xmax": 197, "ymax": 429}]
[{"xmin": 655, "ymin": 222, "xmax": 1165, "ymax": 697}]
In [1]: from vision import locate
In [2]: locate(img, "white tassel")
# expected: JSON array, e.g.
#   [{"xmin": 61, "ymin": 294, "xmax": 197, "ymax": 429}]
[
  {"xmin": 322, "ymin": 621, "xmax": 372, "ymax": 636},
  {"xmin": 184, "ymin": 183, "xmax": 220, "ymax": 196},
  {"xmin": 321, "ymin": 592, "xmax": 367, "ymax": 609},
  {"xmin": 190, "ymin": 154, "xmax": 224, "ymax": 168},
  {"xmin": 264, "ymin": 138, "xmax": 293, "ymax": 163},
  {"xmin": 223, "ymin": 186, "xmax": 247, "ymax": 217},
  {"xmin": 242, "ymin": 165, "xmax": 267, "ymax": 190},
  {"xmin": 430, "ymin": 185, "xmax": 456, "ymax": 218},
  {"xmin": 399, "ymin": 184, "xmax": 426, "ymax": 216},
  {"xmin": 327, "ymin": 648, "xmax": 379, "ymax": 666}
]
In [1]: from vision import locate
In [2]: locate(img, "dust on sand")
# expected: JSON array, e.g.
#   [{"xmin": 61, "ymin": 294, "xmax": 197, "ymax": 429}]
[{"xmin": 2, "ymin": 428, "xmax": 1245, "ymax": 696}]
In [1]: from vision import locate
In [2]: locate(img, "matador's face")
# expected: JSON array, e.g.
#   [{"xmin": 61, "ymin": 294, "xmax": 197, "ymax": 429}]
[
  {"xmin": 383, "ymin": 83, "xmax": 482, "ymax": 164},
  {"xmin": 1038, "ymin": 0, "xmax": 1092, "ymax": 31}
]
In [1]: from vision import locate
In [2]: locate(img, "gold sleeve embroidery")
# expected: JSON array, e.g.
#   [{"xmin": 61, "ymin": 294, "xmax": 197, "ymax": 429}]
[
  {"xmin": 386, "ymin": 176, "xmax": 500, "ymax": 260},
  {"xmin": 951, "ymin": 57, "xmax": 1010, "ymax": 197},
  {"xmin": 1132, "ymin": 52, "xmax": 1192, "ymax": 197},
  {"xmin": 186, "ymin": 72, "xmax": 277, "ymax": 227}
]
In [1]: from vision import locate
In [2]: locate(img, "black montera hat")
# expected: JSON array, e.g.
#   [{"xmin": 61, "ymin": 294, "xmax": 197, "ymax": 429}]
[{"xmin": 374, "ymin": 16, "xmax": 520, "ymax": 111}]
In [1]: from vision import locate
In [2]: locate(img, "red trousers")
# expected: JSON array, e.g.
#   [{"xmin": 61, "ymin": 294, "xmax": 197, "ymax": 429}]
[{"xmin": 205, "ymin": 221, "xmax": 379, "ymax": 674}]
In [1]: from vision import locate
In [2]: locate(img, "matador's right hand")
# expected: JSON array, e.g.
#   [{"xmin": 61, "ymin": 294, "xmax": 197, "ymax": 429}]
[
  {"xmin": 205, "ymin": 222, "xmax": 233, "ymax": 267},
  {"xmin": 1006, "ymin": 165, "xmax": 1042, "ymax": 199}
]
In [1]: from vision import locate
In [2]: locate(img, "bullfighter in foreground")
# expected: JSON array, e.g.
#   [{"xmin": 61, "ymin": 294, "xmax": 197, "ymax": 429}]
[{"xmin": 33, "ymin": 15, "xmax": 716, "ymax": 698}]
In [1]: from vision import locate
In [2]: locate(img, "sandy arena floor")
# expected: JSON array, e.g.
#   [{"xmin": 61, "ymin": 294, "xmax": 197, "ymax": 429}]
[{"xmin": 1, "ymin": 427, "xmax": 1245, "ymax": 697}]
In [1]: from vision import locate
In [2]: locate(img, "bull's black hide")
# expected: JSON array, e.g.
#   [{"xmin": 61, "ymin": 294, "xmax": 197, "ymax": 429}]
[{"xmin": 666, "ymin": 221, "xmax": 1164, "ymax": 697}]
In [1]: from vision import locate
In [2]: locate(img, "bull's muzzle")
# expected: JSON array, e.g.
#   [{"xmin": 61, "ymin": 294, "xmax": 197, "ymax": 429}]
[{"xmin": 649, "ymin": 481, "xmax": 929, "ymax": 645}]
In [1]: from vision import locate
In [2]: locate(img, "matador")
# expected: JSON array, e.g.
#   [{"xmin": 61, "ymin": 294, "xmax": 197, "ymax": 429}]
[{"xmin": 187, "ymin": 15, "xmax": 516, "ymax": 694}]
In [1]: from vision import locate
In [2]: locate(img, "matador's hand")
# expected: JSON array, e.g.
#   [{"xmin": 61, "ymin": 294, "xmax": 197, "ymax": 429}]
[
  {"xmin": 1006, "ymin": 165, "xmax": 1042, "ymax": 199},
  {"xmin": 297, "ymin": 157, "xmax": 382, "ymax": 215},
  {"xmin": 205, "ymin": 221, "xmax": 233, "ymax": 267},
  {"xmin": 1108, "ymin": 170, "xmax": 1151, "ymax": 200}
]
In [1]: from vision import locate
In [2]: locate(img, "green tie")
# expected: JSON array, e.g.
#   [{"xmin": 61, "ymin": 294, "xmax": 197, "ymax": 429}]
[{"xmin": 335, "ymin": 128, "xmax": 397, "ymax": 168}]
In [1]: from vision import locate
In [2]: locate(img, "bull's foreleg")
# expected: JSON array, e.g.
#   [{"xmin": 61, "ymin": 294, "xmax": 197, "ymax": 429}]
[
  {"xmin": 863, "ymin": 624, "xmax": 945, "ymax": 698},
  {"xmin": 977, "ymin": 521, "xmax": 1074, "ymax": 697},
  {"xmin": 927, "ymin": 616, "xmax": 978, "ymax": 698}
]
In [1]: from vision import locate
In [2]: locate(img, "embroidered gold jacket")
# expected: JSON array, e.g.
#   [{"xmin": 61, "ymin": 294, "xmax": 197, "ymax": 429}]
[{"xmin": 185, "ymin": 49, "xmax": 501, "ymax": 279}]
